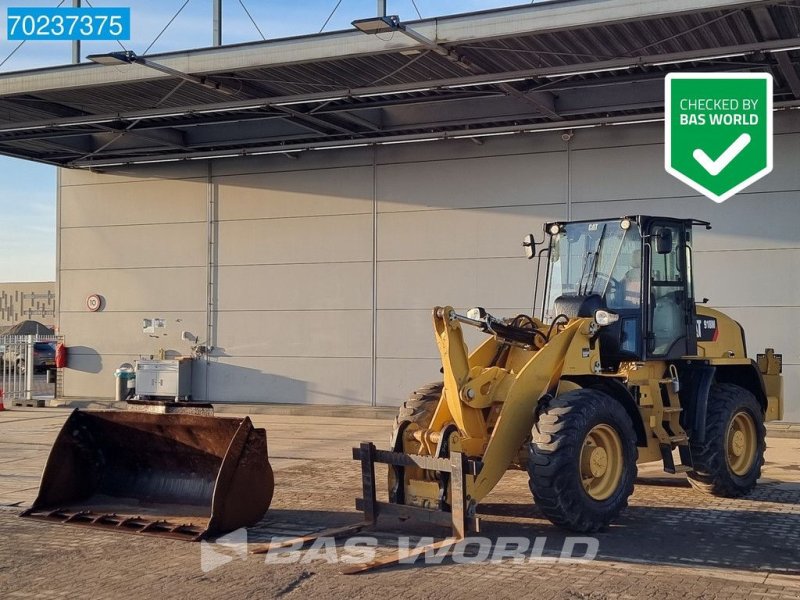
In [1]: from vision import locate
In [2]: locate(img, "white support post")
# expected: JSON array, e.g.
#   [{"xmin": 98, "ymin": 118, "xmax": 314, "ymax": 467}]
[
  {"xmin": 213, "ymin": 0, "xmax": 222, "ymax": 46},
  {"xmin": 25, "ymin": 335, "xmax": 33, "ymax": 402}
]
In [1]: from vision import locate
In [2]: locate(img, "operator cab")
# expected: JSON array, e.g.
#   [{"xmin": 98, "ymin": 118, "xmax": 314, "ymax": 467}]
[{"xmin": 538, "ymin": 216, "xmax": 703, "ymax": 366}]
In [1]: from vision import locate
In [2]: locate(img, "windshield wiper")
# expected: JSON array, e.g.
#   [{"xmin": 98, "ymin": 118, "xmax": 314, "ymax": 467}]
[
  {"xmin": 584, "ymin": 224, "xmax": 607, "ymax": 295},
  {"xmin": 577, "ymin": 250, "xmax": 593, "ymax": 296}
]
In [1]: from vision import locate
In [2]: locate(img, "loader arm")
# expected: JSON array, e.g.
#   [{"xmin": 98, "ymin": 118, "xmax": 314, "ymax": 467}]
[
  {"xmin": 471, "ymin": 322, "xmax": 580, "ymax": 500},
  {"xmin": 433, "ymin": 306, "xmax": 588, "ymax": 502}
]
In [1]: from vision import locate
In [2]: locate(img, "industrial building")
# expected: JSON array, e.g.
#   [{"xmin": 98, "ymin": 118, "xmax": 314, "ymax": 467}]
[{"xmin": 0, "ymin": 0, "xmax": 796, "ymax": 418}]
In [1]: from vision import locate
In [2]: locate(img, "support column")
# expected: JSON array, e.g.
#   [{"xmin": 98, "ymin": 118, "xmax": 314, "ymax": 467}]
[
  {"xmin": 71, "ymin": 0, "xmax": 81, "ymax": 63},
  {"xmin": 213, "ymin": 0, "xmax": 222, "ymax": 46}
]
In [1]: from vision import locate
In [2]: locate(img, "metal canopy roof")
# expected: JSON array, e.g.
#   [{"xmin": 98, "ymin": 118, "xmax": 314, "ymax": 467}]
[{"xmin": 0, "ymin": 0, "xmax": 798, "ymax": 168}]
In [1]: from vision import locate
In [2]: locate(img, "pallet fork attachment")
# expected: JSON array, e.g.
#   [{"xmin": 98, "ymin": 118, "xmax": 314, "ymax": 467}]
[{"xmin": 344, "ymin": 442, "xmax": 481, "ymax": 573}]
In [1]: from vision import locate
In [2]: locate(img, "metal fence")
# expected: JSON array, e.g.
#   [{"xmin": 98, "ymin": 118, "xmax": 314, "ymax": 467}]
[{"xmin": 0, "ymin": 334, "xmax": 58, "ymax": 406}]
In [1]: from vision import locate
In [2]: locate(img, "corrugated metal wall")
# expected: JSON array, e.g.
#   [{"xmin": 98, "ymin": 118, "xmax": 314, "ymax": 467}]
[{"xmin": 57, "ymin": 113, "xmax": 800, "ymax": 419}]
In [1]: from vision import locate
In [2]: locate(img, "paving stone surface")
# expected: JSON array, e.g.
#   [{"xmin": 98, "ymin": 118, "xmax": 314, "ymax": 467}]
[{"xmin": 1, "ymin": 407, "xmax": 799, "ymax": 599}]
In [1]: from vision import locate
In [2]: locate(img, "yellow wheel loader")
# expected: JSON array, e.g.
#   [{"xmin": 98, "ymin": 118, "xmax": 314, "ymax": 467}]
[{"xmin": 356, "ymin": 216, "xmax": 783, "ymax": 534}]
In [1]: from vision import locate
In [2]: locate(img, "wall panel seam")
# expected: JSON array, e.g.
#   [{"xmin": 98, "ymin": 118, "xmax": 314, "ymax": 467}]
[
  {"xmin": 61, "ymin": 220, "xmax": 207, "ymax": 229},
  {"xmin": 217, "ymin": 211, "xmax": 373, "ymax": 223}
]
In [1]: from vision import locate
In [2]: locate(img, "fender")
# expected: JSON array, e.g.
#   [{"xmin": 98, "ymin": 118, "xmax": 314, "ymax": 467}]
[{"xmin": 561, "ymin": 375, "xmax": 647, "ymax": 447}]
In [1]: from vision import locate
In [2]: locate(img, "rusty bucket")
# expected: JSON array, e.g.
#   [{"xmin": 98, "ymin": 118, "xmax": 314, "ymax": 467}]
[{"xmin": 21, "ymin": 409, "xmax": 274, "ymax": 541}]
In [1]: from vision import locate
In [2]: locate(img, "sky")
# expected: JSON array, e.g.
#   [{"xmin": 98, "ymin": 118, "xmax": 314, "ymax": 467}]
[{"xmin": 0, "ymin": 0, "xmax": 526, "ymax": 281}]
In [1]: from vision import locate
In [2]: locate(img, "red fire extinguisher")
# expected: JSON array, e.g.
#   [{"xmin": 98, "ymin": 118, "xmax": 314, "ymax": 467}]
[{"xmin": 55, "ymin": 343, "xmax": 68, "ymax": 369}]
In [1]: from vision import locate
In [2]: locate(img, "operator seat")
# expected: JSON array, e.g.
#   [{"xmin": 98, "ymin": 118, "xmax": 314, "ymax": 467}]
[
  {"xmin": 652, "ymin": 293, "xmax": 682, "ymax": 354},
  {"xmin": 622, "ymin": 249, "xmax": 642, "ymax": 307}
]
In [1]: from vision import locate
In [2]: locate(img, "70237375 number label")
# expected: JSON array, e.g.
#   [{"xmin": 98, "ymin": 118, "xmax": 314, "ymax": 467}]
[{"xmin": 7, "ymin": 7, "xmax": 130, "ymax": 41}]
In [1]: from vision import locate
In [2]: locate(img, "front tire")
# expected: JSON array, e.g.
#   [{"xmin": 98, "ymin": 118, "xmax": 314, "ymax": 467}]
[
  {"xmin": 687, "ymin": 383, "xmax": 765, "ymax": 497},
  {"xmin": 388, "ymin": 382, "xmax": 443, "ymax": 502},
  {"xmin": 390, "ymin": 381, "xmax": 443, "ymax": 447},
  {"xmin": 528, "ymin": 389, "xmax": 638, "ymax": 532}
]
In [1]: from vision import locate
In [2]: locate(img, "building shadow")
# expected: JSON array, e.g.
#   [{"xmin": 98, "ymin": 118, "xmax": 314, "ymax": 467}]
[{"xmin": 63, "ymin": 346, "xmax": 102, "ymax": 374}]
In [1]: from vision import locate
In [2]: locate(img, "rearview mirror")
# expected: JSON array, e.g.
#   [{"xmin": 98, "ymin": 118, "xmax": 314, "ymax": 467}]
[
  {"xmin": 522, "ymin": 234, "xmax": 536, "ymax": 259},
  {"xmin": 656, "ymin": 228, "xmax": 673, "ymax": 255}
]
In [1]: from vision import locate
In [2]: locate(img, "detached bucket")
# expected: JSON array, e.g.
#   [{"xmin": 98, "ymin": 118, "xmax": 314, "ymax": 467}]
[{"xmin": 21, "ymin": 409, "xmax": 274, "ymax": 541}]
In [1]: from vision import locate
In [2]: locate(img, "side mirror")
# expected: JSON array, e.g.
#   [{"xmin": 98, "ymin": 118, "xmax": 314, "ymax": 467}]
[
  {"xmin": 656, "ymin": 228, "xmax": 673, "ymax": 255},
  {"xmin": 522, "ymin": 234, "xmax": 536, "ymax": 259}
]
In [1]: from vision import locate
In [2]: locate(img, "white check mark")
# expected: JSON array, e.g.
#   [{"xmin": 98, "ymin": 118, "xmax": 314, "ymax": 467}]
[{"xmin": 692, "ymin": 133, "xmax": 751, "ymax": 176}]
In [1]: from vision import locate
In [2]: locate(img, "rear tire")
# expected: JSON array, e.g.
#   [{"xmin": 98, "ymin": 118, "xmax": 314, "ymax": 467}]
[
  {"xmin": 687, "ymin": 383, "xmax": 765, "ymax": 497},
  {"xmin": 528, "ymin": 389, "xmax": 638, "ymax": 532}
]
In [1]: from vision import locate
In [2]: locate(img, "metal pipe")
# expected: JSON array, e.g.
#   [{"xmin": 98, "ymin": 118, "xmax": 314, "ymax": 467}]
[
  {"xmin": 72, "ymin": 0, "xmax": 81, "ymax": 63},
  {"xmin": 205, "ymin": 162, "xmax": 216, "ymax": 400},
  {"xmin": 371, "ymin": 148, "xmax": 378, "ymax": 407},
  {"xmin": 213, "ymin": 0, "xmax": 222, "ymax": 46},
  {"xmin": 25, "ymin": 335, "xmax": 33, "ymax": 402},
  {"xmin": 565, "ymin": 134, "xmax": 572, "ymax": 221},
  {"xmin": 377, "ymin": 0, "xmax": 386, "ymax": 17}
]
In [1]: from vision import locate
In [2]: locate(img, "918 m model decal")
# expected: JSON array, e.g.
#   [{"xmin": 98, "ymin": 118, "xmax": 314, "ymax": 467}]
[{"xmin": 696, "ymin": 316, "xmax": 718, "ymax": 342}]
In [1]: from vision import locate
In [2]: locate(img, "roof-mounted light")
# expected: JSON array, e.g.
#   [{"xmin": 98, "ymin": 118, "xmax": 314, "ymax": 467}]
[
  {"xmin": 352, "ymin": 15, "xmax": 402, "ymax": 34},
  {"xmin": 87, "ymin": 50, "xmax": 138, "ymax": 66}
]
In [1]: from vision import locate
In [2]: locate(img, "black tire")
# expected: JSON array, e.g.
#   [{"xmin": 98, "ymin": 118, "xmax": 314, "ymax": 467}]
[
  {"xmin": 388, "ymin": 382, "xmax": 443, "ymax": 502},
  {"xmin": 528, "ymin": 389, "xmax": 638, "ymax": 532},
  {"xmin": 391, "ymin": 381, "xmax": 443, "ymax": 442},
  {"xmin": 687, "ymin": 383, "xmax": 765, "ymax": 497}
]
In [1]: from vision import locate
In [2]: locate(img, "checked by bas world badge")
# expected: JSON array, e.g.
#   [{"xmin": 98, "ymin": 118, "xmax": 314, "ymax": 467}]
[{"xmin": 665, "ymin": 73, "xmax": 773, "ymax": 203}]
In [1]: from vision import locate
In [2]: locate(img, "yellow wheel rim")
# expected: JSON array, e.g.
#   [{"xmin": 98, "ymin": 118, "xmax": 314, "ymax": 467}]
[
  {"xmin": 580, "ymin": 424, "xmax": 623, "ymax": 501},
  {"xmin": 727, "ymin": 411, "xmax": 757, "ymax": 476}
]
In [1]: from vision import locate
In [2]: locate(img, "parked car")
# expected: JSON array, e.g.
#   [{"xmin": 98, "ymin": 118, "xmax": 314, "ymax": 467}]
[{"xmin": 3, "ymin": 342, "xmax": 55, "ymax": 373}]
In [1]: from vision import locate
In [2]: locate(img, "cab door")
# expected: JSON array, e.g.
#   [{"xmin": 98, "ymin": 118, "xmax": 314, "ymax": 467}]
[{"xmin": 645, "ymin": 220, "xmax": 696, "ymax": 359}]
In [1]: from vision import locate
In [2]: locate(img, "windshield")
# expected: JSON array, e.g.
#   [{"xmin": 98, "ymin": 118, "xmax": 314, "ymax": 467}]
[{"xmin": 544, "ymin": 219, "xmax": 642, "ymax": 321}]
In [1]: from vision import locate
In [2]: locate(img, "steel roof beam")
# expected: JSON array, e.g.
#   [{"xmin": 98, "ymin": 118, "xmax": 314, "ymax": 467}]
[
  {"xmin": 1, "ymin": 35, "xmax": 795, "ymax": 137},
  {"xmin": 334, "ymin": 111, "xmax": 384, "ymax": 132},
  {"xmin": 37, "ymin": 131, "xmax": 327, "ymax": 161},
  {"xmin": 71, "ymin": 100, "xmax": 800, "ymax": 169},
  {"xmin": 68, "ymin": 112, "xmax": 669, "ymax": 168},
  {"xmin": 272, "ymin": 106, "xmax": 357, "ymax": 135},
  {"xmin": 0, "ymin": 93, "xmax": 194, "ymax": 153},
  {"xmin": 396, "ymin": 23, "xmax": 562, "ymax": 120},
  {"xmin": 750, "ymin": 6, "xmax": 800, "ymax": 98},
  {"xmin": 99, "ymin": 124, "xmax": 189, "ymax": 150},
  {"xmin": 0, "ymin": 0, "xmax": 778, "ymax": 96},
  {"xmin": 0, "ymin": 96, "xmax": 90, "ymax": 119}
]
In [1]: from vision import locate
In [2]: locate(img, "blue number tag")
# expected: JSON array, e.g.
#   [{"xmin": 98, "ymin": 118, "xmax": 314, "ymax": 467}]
[{"xmin": 7, "ymin": 7, "xmax": 130, "ymax": 41}]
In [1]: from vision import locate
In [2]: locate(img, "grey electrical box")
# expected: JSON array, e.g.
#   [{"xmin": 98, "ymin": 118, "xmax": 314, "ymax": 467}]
[{"xmin": 135, "ymin": 358, "xmax": 192, "ymax": 401}]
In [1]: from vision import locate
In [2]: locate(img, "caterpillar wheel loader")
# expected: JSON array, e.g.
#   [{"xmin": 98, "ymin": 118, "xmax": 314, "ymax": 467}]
[
  {"xmin": 356, "ymin": 216, "xmax": 783, "ymax": 534},
  {"xmin": 21, "ymin": 403, "xmax": 274, "ymax": 541}
]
